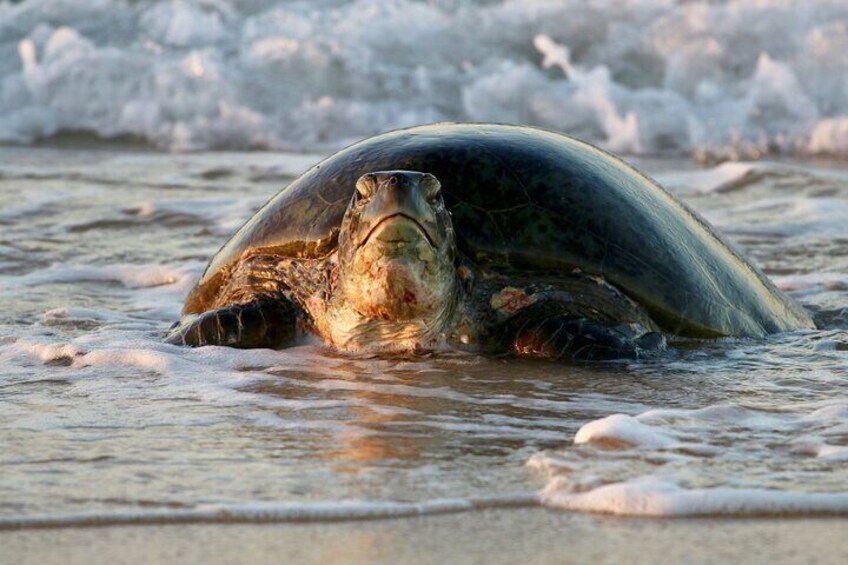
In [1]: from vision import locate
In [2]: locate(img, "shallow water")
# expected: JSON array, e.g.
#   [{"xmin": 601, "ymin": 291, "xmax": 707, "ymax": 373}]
[{"xmin": 0, "ymin": 147, "xmax": 847, "ymax": 527}]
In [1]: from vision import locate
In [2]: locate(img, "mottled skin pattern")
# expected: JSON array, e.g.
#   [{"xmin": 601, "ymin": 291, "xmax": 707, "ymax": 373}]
[
  {"xmin": 166, "ymin": 124, "xmax": 814, "ymax": 358},
  {"xmin": 165, "ymin": 248, "xmax": 666, "ymax": 360}
]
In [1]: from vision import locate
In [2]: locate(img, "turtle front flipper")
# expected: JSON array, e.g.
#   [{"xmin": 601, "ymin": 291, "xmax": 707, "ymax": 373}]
[
  {"xmin": 164, "ymin": 299, "xmax": 299, "ymax": 349},
  {"xmin": 509, "ymin": 315, "xmax": 665, "ymax": 361}
]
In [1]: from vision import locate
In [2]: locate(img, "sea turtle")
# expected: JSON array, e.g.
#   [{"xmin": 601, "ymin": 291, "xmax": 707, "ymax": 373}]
[{"xmin": 165, "ymin": 123, "xmax": 814, "ymax": 360}]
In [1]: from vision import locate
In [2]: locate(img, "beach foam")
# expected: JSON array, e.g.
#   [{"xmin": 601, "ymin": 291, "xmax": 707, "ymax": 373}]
[
  {"xmin": 1, "ymin": 0, "xmax": 847, "ymax": 157},
  {"xmin": 540, "ymin": 477, "xmax": 848, "ymax": 517},
  {"xmin": 0, "ymin": 494, "xmax": 539, "ymax": 530},
  {"xmin": 531, "ymin": 400, "xmax": 848, "ymax": 517}
]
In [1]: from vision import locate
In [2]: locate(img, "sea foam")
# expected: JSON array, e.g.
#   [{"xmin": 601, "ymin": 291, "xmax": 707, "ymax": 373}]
[
  {"xmin": 530, "ymin": 400, "xmax": 848, "ymax": 517},
  {"xmin": 1, "ymin": 0, "xmax": 847, "ymax": 157},
  {"xmin": 540, "ymin": 477, "xmax": 848, "ymax": 517},
  {"xmin": 0, "ymin": 494, "xmax": 539, "ymax": 530}
]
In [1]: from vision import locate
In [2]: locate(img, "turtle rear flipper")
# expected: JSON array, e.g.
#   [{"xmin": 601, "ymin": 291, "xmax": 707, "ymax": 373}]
[
  {"xmin": 165, "ymin": 299, "xmax": 299, "ymax": 349},
  {"xmin": 511, "ymin": 316, "xmax": 666, "ymax": 361},
  {"xmin": 489, "ymin": 275, "xmax": 666, "ymax": 361}
]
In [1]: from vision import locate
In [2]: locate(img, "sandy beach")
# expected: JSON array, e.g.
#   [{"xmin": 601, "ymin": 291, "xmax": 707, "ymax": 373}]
[{"xmin": 5, "ymin": 509, "xmax": 848, "ymax": 565}]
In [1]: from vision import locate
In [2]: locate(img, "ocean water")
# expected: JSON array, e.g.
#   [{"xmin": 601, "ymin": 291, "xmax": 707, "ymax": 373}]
[
  {"xmin": 1, "ymin": 0, "xmax": 848, "ymax": 158},
  {"xmin": 0, "ymin": 146, "xmax": 846, "ymax": 529},
  {"xmin": 1, "ymin": 0, "xmax": 848, "ymax": 533}
]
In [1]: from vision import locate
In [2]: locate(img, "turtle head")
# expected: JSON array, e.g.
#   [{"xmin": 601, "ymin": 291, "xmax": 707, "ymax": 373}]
[{"xmin": 336, "ymin": 170, "xmax": 458, "ymax": 322}]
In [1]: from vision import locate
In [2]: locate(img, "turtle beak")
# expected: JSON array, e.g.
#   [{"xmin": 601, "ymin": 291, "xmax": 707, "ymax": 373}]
[{"xmin": 362, "ymin": 214, "xmax": 435, "ymax": 248}]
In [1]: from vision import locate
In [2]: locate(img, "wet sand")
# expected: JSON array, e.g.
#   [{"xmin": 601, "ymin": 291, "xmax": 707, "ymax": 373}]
[{"xmin": 4, "ymin": 509, "xmax": 848, "ymax": 565}]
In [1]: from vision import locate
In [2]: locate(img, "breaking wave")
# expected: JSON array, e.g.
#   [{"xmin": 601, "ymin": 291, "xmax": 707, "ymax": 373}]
[{"xmin": 1, "ymin": 0, "xmax": 847, "ymax": 158}]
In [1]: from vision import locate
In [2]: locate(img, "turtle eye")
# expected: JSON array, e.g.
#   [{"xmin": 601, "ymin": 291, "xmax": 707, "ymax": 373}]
[
  {"xmin": 421, "ymin": 173, "xmax": 442, "ymax": 202},
  {"xmin": 355, "ymin": 174, "xmax": 377, "ymax": 199},
  {"xmin": 355, "ymin": 174, "xmax": 377, "ymax": 200}
]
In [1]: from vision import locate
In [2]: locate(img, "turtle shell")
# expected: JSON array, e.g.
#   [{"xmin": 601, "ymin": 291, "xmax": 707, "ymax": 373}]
[{"xmin": 184, "ymin": 123, "xmax": 813, "ymax": 338}]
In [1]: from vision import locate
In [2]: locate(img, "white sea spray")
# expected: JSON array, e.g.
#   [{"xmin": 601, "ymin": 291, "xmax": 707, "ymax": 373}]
[{"xmin": 0, "ymin": 0, "xmax": 847, "ymax": 157}]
